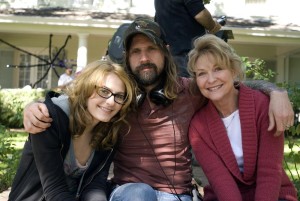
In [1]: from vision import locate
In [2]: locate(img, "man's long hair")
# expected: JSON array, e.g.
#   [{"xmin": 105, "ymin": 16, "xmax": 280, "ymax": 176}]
[{"xmin": 124, "ymin": 37, "xmax": 180, "ymax": 101}]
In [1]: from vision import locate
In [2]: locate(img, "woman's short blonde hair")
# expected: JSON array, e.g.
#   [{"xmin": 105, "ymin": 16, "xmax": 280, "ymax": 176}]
[
  {"xmin": 187, "ymin": 34, "xmax": 244, "ymax": 81},
  {"xmin": 66, "ymin": 60, "xmax": 135, "ymax": 150}
]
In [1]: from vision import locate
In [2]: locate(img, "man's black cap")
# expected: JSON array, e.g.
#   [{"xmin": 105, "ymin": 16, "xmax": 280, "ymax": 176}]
[{"xmin": 123, "ymin": 17, "xmax": 166, "ymax": 50}]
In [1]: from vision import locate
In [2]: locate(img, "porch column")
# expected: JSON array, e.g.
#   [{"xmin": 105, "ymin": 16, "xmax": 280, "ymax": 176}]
[
  {"xmin": 76, "ymin": 33, "xmax": 89, "ymax": 73},
  {"xmin": 276, "ymin": 55, "xmax": 288, "ymax": 83}
]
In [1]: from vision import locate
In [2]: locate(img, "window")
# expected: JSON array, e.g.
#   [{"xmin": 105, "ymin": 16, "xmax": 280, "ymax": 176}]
[
  {"xmin": 0, "ymin": 50, "xmax": 14, "ymax": 88},
  {"xmin": 36, "ymin": 55, "xmax": 49, "ymax": 88},
  {"xmin": 18, "ymin": 54, "xmax": 31, "ymax": 87},
  {"xmin": 18, "ymin": 53, "xmax": 50, "ymax": 88}
]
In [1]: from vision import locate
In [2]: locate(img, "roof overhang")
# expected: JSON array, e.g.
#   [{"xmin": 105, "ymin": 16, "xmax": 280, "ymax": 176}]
[
  {"xmin": 1, "ymin": 14, "xmax": 300, "ymax": 47},
  {"xmin": 0, "ymin": 15, "xmax": 129, "ymax": 36}
]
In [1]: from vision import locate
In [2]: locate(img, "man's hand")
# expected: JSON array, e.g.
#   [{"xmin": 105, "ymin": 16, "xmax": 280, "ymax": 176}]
[
  {"xmin": 23, "ymin": 102, "xmax": 52, "ymax": 134},
  {"xmin": 268, "ymin": 90, "xmax": 294, "ymax": 136},
  {"xmin": 195, "ymin": 9, "xmax": 221, "ymax": 34}
]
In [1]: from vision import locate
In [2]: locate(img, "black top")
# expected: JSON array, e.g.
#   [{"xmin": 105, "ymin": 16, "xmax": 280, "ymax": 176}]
[
  {"xmin": 9, "ymin": 91, "xmax": 115, "ymax": 201},
  {"xmin": 154, "ymin": 0, "xmax": 206, "ymax": 55}
]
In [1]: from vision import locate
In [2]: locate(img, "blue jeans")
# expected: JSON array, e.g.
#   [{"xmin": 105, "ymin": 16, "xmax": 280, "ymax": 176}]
[{"xmin": 109, "ymin": 183, "xmax": 192, "ymax": 201}]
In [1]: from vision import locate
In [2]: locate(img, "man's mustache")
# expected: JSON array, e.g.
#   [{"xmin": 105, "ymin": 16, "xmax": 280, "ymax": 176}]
[{"xmin": 136, "ymin": 63, "xmax": 157, "ymax": 71}]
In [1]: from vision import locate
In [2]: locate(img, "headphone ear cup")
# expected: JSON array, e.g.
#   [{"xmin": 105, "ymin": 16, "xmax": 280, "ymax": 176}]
[
  {"xmin": 107, "ymin": 23, "xmax": 130, "ymax": 64},
  {"xmin": 149, "ymin": 88, "xmax": 172, "ymax": 107},
  {"xmin": 136, "ymin": 91, "xmax": 146, "ymax": 107}
]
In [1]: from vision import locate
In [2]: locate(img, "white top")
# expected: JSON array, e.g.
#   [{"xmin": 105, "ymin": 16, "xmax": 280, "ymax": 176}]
[
  {"xmin": 58, "ymin": 73, "xmax": 73, "ymax": 86},
  {"xmin": 222, "ymin": 110, "xmax": 244, "ymax": 172}
]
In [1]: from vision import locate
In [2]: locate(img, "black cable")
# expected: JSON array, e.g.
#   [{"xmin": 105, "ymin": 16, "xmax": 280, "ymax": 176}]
[
  {"xmin": 6, "ymin": 63, "xmax": 50, "ymax": 68},
  {"xmin": 32, "ymin": 66, "xmax": 51, "ymax": 88},
  {"xmin": 171, "ymin": 103, "xmax": 177, "ymax": 185},
  {"xmin": 49, "ymin": 34, "xmax": 53, "ymax": 62},
  {"xmin": 50, "ymin": 35, "xmax": 71, "ymax": 64},
  {"xmin": 136, "ymin": 108, "xmax": 183, "ymax": 201},
  {"xmin": 1, "ymin": 34, "xmax": 72, "ymax": 88},
  {"xmin": 52, "ymin": 67, "xmax": 60, "ymax": 78},
  {"xmin": 0, "ymin": 38, "xmax": 49, "ymax": 63}
]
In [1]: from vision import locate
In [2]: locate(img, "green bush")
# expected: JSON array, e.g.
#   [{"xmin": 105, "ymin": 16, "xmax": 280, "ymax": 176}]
[
  {"xmin": 242, "ymin": 57, "xmax": 276, "ymax": 81},
  {"xmin": 285, "ymin": 128, "xmax": 300, "ymax": 200},
  {"xmin": 244, "ymin": 57, "xmax": 300, "ymax": 199},
  {"xmin": 0, "ymin": 125, "xmax": 23, "ymax": 192},
  {"xmin": 282, "ymin": 84, "xmax": 300, "ymax": 200},
  {"xmin": 0, "ymin": 88, "xmax": 45, "ymax": 128}
]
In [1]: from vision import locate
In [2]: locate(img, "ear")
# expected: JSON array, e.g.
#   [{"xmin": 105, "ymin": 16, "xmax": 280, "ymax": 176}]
[
  {"xmin": 231, "ymin": 70, "xmax": 237, "ymax": 79},
  {"xmin": 230, "ymin": 70, "xmax": 237, "ymax": 83}
]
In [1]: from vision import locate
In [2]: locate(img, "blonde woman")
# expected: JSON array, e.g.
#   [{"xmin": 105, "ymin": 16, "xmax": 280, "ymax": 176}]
[
  {"xmin": 188, "ymin": 35, "xmax": 297, "ymax": 201},
  {"xmin": 9, "ymin": 60, "xmax": 135, "ymax": 201}
]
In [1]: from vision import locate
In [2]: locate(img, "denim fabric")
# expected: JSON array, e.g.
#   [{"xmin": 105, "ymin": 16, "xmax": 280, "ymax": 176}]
[{"xmin": 109, "ymin": 183, "xmax": 192, "ymax": 201}]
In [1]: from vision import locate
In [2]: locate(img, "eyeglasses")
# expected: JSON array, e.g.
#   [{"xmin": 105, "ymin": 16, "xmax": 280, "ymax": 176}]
[{"xmin": 95, "ymin": 86, "xmax": 127, "ymax": 105}]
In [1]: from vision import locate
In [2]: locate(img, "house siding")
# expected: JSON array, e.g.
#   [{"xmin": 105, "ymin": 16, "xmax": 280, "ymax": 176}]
[{"xmin": 0, "ymin": 0, "xmax": 299, "ymax": 88}]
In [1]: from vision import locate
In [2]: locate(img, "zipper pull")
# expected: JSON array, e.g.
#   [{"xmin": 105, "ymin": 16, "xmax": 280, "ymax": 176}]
[{"xmin": 75, "ymin": 192, "xmax": 80, "ymax": 200}]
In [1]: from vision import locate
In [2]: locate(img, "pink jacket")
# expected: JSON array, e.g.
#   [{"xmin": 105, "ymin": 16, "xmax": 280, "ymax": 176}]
[{"xmin": 189, "ymin": 84, "xmax": 297, "ymax": 201}]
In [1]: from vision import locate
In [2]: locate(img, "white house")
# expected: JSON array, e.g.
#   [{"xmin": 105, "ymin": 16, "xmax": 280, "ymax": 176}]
[{"xmin": 0, "ymin": 0, "xmax": 299, "ymax": 89}]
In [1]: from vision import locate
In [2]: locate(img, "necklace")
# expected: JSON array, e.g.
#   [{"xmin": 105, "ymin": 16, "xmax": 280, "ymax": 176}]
[{"xmin": 223, "ymin": 111, "xmax": 237, "ymax": 130}]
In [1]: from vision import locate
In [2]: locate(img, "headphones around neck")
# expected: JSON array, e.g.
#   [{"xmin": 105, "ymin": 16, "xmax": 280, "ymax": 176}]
[{"xmin": 136, "ymin": 81, "xmax": 172, "ymax": 107}]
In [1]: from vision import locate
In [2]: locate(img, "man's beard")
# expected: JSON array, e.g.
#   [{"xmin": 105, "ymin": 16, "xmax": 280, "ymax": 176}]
[{"xmin": 132, "ymin": 63, "xmax": 161, "ymax": 86}]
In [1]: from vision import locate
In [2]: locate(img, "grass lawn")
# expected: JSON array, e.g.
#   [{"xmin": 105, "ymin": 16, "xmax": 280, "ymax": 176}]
[
  {"xmin": 0, "ymin": 129, "xmax": 27, "ymax": 192},
  {"xmin": 7, "ymin": 131, "xmax": 300, "ymax": 177},
  {"xmin": 1, "ymin": 130, "xmax": 300, "ymax": 196},
  {"xmin": 2, "ymin": 131, "xmax": 300, "ymax": 168}
]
